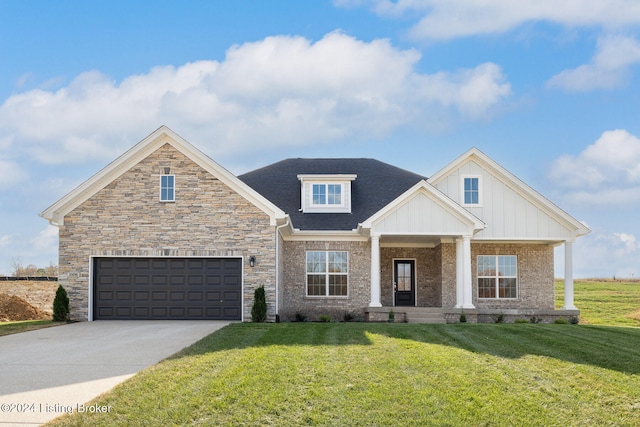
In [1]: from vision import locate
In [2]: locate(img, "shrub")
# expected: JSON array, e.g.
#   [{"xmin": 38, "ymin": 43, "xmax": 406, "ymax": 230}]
[
  {"xmin": 554, "ymin": 318, "xmax": 569, "ymax": 324},
  {"xmin": 343, "ymin": 312, "xmax": 355, "ymax": 322},
  {"xmin": 530, "ymin": 316, "xmax": 541, "ymax": 324},
  {"xmin": 459, "ymin": 312, "xmax": 467, "ymax": 323},
  {"xmin": 52, "ymin": 285, "xmax": 70, "ymax": 322},
  {"xmin": 493, "ymin": 313, "xmax": 505, "ymax": 323},
  {"xmin": 251, "ymin": 286, "xmax": 267, "ymax": 322},
  {"xmin": 319, "ymin": 314, "xmax": 332, "ymax": 323},
  {"xmin": 294, "ymin": 312, "xmax": 307, "ymax": 322},
  {"xmin": 388, "ymin": 309, "xmax": 395, "ymax": 323},
  {"xmin": 514, "ymin": 318, "xmax": 529, "ymax": 324},
  {"xmin": 569, "ymin": 316, "xmax": 580, "ymax": 325}
]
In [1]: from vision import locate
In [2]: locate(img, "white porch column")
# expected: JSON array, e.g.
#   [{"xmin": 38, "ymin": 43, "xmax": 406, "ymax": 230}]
[
  {"xmin": 455, "ymin": 238, "xmax": 464, "ymax": 308},
  {"xmin": 462, "ymin": 235, "xmax": 475, "ymax": 309},
  {"xmin": 563, "ymin": 240, "xmax": 577, "ymax": 310},
  {"xmin": 369, "ymin": 234, "xmax": 382, "ymax": 307}
]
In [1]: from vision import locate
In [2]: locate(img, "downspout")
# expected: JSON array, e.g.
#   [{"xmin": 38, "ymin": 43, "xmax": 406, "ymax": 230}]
[{"xmin": 274, "ymin": 216, "xmax": 290, "ymax": 322}]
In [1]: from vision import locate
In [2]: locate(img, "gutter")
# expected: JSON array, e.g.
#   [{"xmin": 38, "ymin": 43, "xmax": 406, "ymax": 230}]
[{"xmin": 274, "ymin": 216, "xmax": 291, "ymax": 322}]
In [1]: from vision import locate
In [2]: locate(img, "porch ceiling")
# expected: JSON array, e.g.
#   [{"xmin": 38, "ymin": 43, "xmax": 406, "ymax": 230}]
[{"xmin": 379, "ymin": 234, "xmax": 448, "ymax": 247}]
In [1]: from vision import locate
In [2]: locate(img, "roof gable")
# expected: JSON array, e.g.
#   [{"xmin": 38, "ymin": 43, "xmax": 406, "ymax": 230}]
[
  {"xmin": 361, "ymin": 181, "xmax": 485, "ymax": 236},
  {"xmin": 428, "ymin": 148, "xmax": 590, "ymax": 240},
  {"xmin": 41, "ymin": 126, "xmax": 286, "ymax": 226}
]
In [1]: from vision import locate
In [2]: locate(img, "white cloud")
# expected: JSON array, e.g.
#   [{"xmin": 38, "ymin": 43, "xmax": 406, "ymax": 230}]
[
  {"xmin": 548, "ymin": 129, "xmax": 640, "ymax": 206},
  {"xmin": 614, "ymin": 232, "xmax": 639, "ymax": 254},
  {"xmin": 547, "ymin": 34, "xmax": 640, "ymax": 91},
  {"xmin": 556, "ymin": 229, "xmax": 640, "ymax": 278},
  {"xmin": 342, "ymin": 0, "xmax": 640, "ymax": 40},
  {"xmin": 30, "ymin": 224, "xmax": 58, "ymax": 252},
  {"xmin": 0, "ymin": 160, "xmax": 28, "ymax": 188},
  {"xmin": 0, "ymin": 235, "xmax": 10, "ymax": 247},
  {"xmin": 0, "ymin": 32, "xmax": 511, "ymax": 166}
]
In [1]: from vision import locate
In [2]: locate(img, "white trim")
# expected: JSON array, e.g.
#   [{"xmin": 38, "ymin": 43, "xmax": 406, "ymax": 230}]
[
  {"xmin": 284, "ymin": 230, "xmax": 368, "ymax": 242},
  {"xmin": 563, "ymin": 241, "xmax": 577, "ymax": 310},
  {"xmin": 476, "ymin": 254, "xmax": 519, "ymax": 300},
  {"xmin": 309, "ymin": 182, "xmax": 346, "ymax": 208},
  {"xmin": 304, "ymin": 250, "xmax": 349, "ymax": 298},
  {"xmin": 89, "ymin": 254, "xmax": 245, "ymax": 322},
  {"xmin": 159, "ymin": 174, "xmax": 175, "ymax": 202},
  {"xmin": 297, "ymin": 174, "xmax": 357, "ymax": 181},
  {"xmin": 392, "ymin": 258, "xmax": 417, "ymax": 307},
  {"xmin": 369, "ymin": 235, "xmax": 382, "ymax": 307}
]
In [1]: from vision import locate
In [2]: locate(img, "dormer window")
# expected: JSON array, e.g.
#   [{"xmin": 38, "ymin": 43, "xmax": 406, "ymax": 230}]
[
  {"xmin": 312, "ymin": 183, "xmax": 342, "ymax": 206},
  {"xmin": 298, "ymin": 174, "xmax": 356, "ymax": 213}
]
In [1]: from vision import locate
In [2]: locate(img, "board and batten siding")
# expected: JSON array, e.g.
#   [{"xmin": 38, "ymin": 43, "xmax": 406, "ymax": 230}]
[
  {"xmin": 433, "ymin": 160, "xmax": 575, "ymax": 240},
  {"xmin": 371, "ymin": 190, "xmax": 472, "ymax": 235}
]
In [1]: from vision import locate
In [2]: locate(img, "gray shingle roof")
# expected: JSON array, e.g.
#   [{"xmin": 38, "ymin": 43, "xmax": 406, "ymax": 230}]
[{"xmin": 238, "ymin": 158, "xmax": 426, "ymax": 230}]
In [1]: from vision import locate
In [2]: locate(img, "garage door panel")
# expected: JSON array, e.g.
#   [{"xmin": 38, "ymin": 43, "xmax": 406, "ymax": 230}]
[
  {"xmin": 134, "ymin": 291, "xmax": 149, "ymax": 300},
  {"xmin": 170, "ymin": 291, "xmax": 185, "ymax": 301},
  {"xmin": 116, "ymin": 291, "xmax": 131, "ymax": 301},
  {"xmin": 98, "ymin": 291, "xmax": 114, "ymax": 301},
  {"xmin": 94, "ymin": 257, "xmax": 242, "ymax": 320},
  {"xmin": 133, "ymin": 307, "xmax": 150, "ymax": 317},
  {"xmin": 152, "ymin": 291, "xmax": 168, "ymax": 301},
  {"xmin": 115, "ymin": 307, "xmax": 132, "ymax": 317},
  {"xmin": 186, "ymin": 307, "xmax": 204, "ymax": 317}
]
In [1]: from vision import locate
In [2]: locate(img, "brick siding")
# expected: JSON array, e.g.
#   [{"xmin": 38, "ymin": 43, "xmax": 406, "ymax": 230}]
[{"xmin": 280, "ymin": 239, "xmax": 370, "ymax": 321}]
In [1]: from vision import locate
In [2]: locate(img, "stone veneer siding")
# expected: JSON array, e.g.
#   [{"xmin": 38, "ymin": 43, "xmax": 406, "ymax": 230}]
[
  {"xmin": 280, "ymin": 240, "xmax": 370, "ymax": 321},
  {"xmin": 59, "ymin": 143, "xmax": 277, "ymax": 321}
]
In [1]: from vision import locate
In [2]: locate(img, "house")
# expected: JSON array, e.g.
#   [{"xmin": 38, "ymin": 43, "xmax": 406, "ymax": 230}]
[{"xmin": 40, "ymin": 126, "xmax": 590, "ymax": 323}]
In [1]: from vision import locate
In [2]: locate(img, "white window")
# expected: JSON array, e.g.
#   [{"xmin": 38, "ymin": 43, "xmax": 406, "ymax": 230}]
[
  {"xmin": 160, "ymin": 175, "xmax": 175, "ymax": 202},
  {"xmin": 298, "ymin": 174, "xmax": 356, "ymax": 213},
  {"xmin": 477, "ymin": 255, "xmax": 517, "ymax": 299},
  {"xmin": 306, "ymin": 251, "xmax": 348, "ymax": 297},
  {"xmin": 312, "ymin": 183, "xmax": 342, "ymax": 206},
  {"xmin": 462, "ymin": 175, "xmax": 482, "ymax": 206}
]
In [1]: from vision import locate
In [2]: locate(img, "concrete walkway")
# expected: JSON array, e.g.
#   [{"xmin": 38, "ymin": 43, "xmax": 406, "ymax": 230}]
[{"xmin": 0, "ymin": 321, "xmax": 231, "ymax": 426}]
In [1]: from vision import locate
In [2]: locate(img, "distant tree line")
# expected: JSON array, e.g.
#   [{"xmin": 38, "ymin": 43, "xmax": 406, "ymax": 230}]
[{"xmin": 9, "ymin": 258, "xmax": 58, "ymax": 277}]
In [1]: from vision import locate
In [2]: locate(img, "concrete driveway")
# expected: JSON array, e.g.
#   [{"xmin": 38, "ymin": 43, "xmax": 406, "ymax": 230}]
[{"xmin": 0, "ymin": 321, "xmax": 231, "ymax": 426}]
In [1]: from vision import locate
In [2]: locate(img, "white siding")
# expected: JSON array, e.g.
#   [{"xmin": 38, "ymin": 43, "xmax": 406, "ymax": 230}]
[
  {"xmin": 434, "ymin": 160, "xmax": 574, "ymax": 240},
  {"xmin": 372, "ymin": 192, "xmax": 471, "ymax": 235}
]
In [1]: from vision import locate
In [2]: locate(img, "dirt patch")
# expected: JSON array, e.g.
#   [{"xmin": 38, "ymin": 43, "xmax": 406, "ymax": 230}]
[
  {"xmin": 626, "ymin": 310, "xmax": 640, "ymax": 323},
  {"xmin": 0, "ymin": 280, "xmax": 58, "ymax": 319},
  {"xmin": 0, "ymin": 293, "xmax": 50, "ymax": 321}
]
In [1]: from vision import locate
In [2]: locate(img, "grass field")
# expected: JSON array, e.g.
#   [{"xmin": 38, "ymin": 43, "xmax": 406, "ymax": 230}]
[
  {"xmin": 556, "ymin": 279, "xmax": 640, "ymax": 326},
  {"xmin": 46, "ymin": 280, "xmax": 640, "ymax": 427}
]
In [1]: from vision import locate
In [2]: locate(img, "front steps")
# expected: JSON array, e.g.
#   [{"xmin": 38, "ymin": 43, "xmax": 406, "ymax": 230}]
[{"xmin": 366, "ymin": 307, "xmax": 447, "ymax": 324}]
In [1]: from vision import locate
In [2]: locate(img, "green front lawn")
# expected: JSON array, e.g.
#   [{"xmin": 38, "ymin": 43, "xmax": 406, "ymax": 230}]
[{"xmin": 50, "ymin": 322, "xmax": 640, "ymax": 426}]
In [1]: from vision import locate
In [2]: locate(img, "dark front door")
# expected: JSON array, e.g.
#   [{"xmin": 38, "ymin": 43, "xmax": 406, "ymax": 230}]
[{"xmin": 394, "ymin": 260, "xmax": 415, "ymax": 306}]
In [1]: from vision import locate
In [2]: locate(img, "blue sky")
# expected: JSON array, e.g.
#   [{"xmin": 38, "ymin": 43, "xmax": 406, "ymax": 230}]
[{"xmin": 1, "ymin": 0, "xmax": 640, "ymax": 278}]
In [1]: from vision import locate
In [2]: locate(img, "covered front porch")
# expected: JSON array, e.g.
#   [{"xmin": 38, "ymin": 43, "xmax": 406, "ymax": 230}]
[
  {"xmin": 359, "ymin": 181, "xmax": 485, "ymax": 314},
  {"xmin": 366, "ymin": 235, "xmax": 474, "ymax": 315},
  {"xmin": 358, "ymin": 180, "xmax": 580, "ymax": 323}
]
